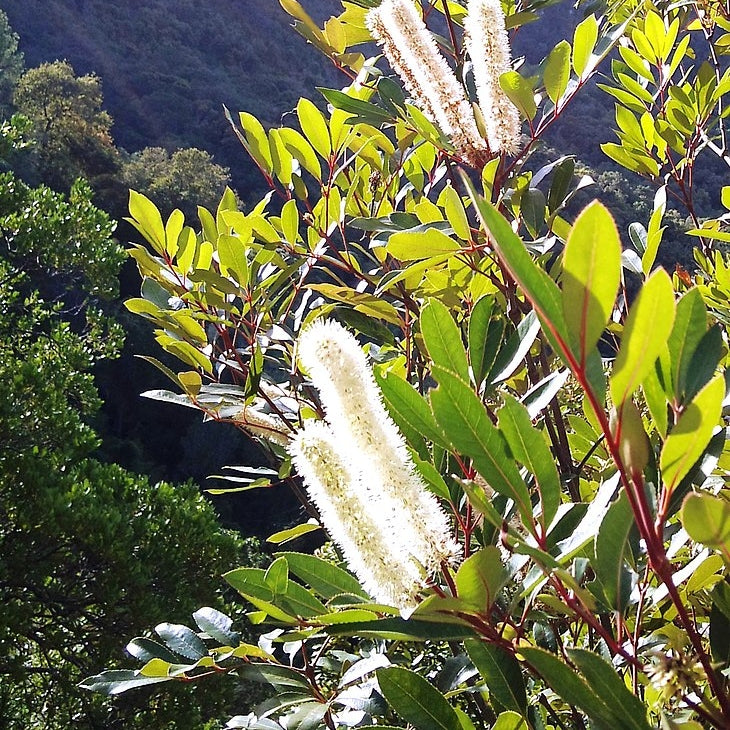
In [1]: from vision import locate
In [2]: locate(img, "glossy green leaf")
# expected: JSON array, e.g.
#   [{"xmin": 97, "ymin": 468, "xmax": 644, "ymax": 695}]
[
  {"xmin": 386, "ymin": 228, "xmax": 461, "ymax": 261},
  {"xmin": 326, "ymin": 617, "xmax": 478, "ymax": 641},
  {"xmin": 667, "ymin": 289, "xmax": 707, "ymax": 403},
  {"xmin": 492, "ymin": 712, "xmax": 528, "ymax": 730},
  {"xmin": 468, "ymin": 295, "xmax": 495, "ymax": 386},
  {"xmin": 155, "ymin": 623, "xmax": 207, "ymax": 661},
  {"xmin": 566, "ymin": 650, "xmax": 651, "ymax": 730},
  {"xmin": 79, "ymin": 670, "xmax": 170, "ymax": 696},
  {"xmin": 128, "ymin": 190, "xmax": 166, "ymax": 254},
  {"xmin": 238, "ymin": 111, "xmax": 273, "ymax": 173},
  {"xmin": 192, "ymin": 607, "xmax": 240, "ymax": 646},
  {"xmin": 498, "ymin": 394, "xmax": 560, "ymax": 527},
  {"xmin": 544, "ymin": 40, "xmax": 571, "ymax": 105},
  {"xmin": 500, "ymin": 71, "xmax": 537, "ymax": 120},
  {"xmin": 661, "ymin": 375, "xmax": 724, "ymax": 492},
  {"xmin": 217, "ymin": 233, "xmax": 249, "ymax": 285},
  {"xmin": 421, "ymin": 299, "xmax": 469, "ymax": 382},
  {"xmin": 430, "ymin": 367, "xmax": 533, "ymax": 526},
  {"xmin": 377, "ymin": 666, "xmax": 462, "ymax": 730},
  {"xmin": 572, "ymin": 14, "xmax": 599, "ymax": 77},
  {"xmin": 519, "ymin": 647, "xmax": 616, "ymax": 728},
  {"xmin": 610, "ymin": 268, "xmax": 676, "ymax": 407},
  {"xmin": 276, "ymin": 552, "xmax": 368, "ymax": 599},
  {"xmin": 374, "ymin": 368, "xmax": 450, "ymax": 450},
  {"xmin": 297, "ymin": 97, "xmax": 331, "ymax": 159},
  {"xmin": 125, "ymin": 637, "xmax": 181, "ymax": 664},
  {"xmin": 267, "ymin": 522, "xmax": 322, "ymax": 545},
  {"xmin": 278, "ymin": 127, "xmax": 322, "ymax": 180},
  {"xmin": 562, "ymin": 201, "xmax": 621, "ymax": 365},
  {"xmin": 455, "ymin": 547, "xmax": 508, "ymax": 611},
  {"xmin": 465, "ymin": 641, "xmax": 527, "ymax": 715},
  {"xmin": 681, "ymin": 492, "xmax": 730, "ymax": 552},
  {"xmin": 592, "ymin": 490, "xmax": 634, "ymax": 611},
  {"xmin": 319, "ymin": 87, "xmax": 393, "ymax": 125}
]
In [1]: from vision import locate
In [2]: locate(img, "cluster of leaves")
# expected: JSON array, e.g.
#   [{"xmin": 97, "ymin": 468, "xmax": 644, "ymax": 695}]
[{"xmin": 88, "ymin": 1, "xmax": 730, "ymax": 728}]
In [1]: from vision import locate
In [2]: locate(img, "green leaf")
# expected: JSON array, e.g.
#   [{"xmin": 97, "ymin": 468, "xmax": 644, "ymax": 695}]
[
  {"xmin": 488, "ymin": 311, "xmax": 540, "ymax": 385},
  {"xmin": 386, "ymin": 228, "xmax": 461, "ymax": 261},
  {"xmin": 267, "ymin": 522, "xmax": 322, "ymax": 545},
  {"xmin": 500, "ymin": 71, "xmax": 536, "ymax": 120},
  {"xmin": 455, "ymin": 547, "xmax": 509, "ymax": 611},
  {"xmin": 562, "ymin": 201, "xmax": 621, "ymax": 365},
  {"xmin": 544, "ymin": 40, "xmax": 571, "ymax": 105},
  {"xmin": 547, "ymin": 157, "xmax": 575, "ymax": 213},
  {"xmin": 519, "ymin": 647, "xmax": 616, "ymax": 729},
  {"xmin": 319, "ymin": 87, "xmax": 393, "ymax": 125},
  {"xmin": 462, "ymin": 175, "xmax": 570, "ymax": 360},
  {"xmin": 276, "ymin": 552, "xmax": 368, "ymax": 599},
  {"xmin": 125, "ymin": 637, "xmax": 181, "ymax": 664},
  {"xmin": 421, "ymin": 299, "xmax": 469, "ymax": 382},
  {"xmin": 374, "ymin": 368, "xmax": 450, "ymax": 450},
  {"xmin": 465, "ymin": 641, "xmax": 527, "ymax": 715},
  {"xmin": 592, "ymin": 490, "xmax": 634, "ymax": 612},
  {"xmin": 610, "ymin": 268, "xmax": 676, "ymax": 407},
  {"xmin": 217, "ymin": 233, "xmax": 249, "ymax": 285},
  {"xmin": 192, "ymin": 607, "xmax": 240, "ymax": 646},
  {"xmin": 297, "ymin": 97, "xmax": 331, "ymax": 159},
  {"xmin": 79, "ymin": 670, "xmax": 170, "ymax": 696},
  {"xmin": 566, "ymin": 649, "xmax": 652, "ymax": 730},
  {"xmin": 573, "ymin": 15, "xmax": 599, "ymax": 78},
  {"xmin": 498, "ymin": 395, "xmax": 561, "ymax": 528},
  {"xmin": 667, "ymin": 289, "xmax": 707, "ymax": 403},
  {"xmin": 430, "ymin": 367, "xmax": 533, "ymax": 527},
  {"xmin": 128, "ymin": 190, "xmax": 166, "ymax": 254},
  {"xmin": 680, "ymin": 492, "xmax": 730, "ymax": 552},
  {"xmin": 521, "ymin": 188, "xmax": 546, "ymax": 237},
  {"xmin": 492, "ymin": 712, "xmax": 528, "ymax": 730},
  {"xmin": 265, "ymin": 557, "xmax": 290, "ymax": 595},
  {"xmin": 468, "ymin": 295, "xmax": 496, "ymax": 386},
  {"xmin": 660, "ymin": 375, "xmax": 724, "ymax": 492},
  {"xmin": 377, "ymin": 666, "xmax": 462, "ymax": 730},
  {"xmin": 238, "ymin": 111, "xmax": 273, "ymax": 173},
  {"xmin": 155, "ymin": 623, "xmax": 207, "ymax": 661},
  {"xmin": 278, "ymin": 127, "xmax": 322, "ymax": 180}
]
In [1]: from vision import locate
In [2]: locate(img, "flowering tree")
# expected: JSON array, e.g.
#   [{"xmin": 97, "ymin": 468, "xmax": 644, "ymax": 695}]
[{"xmin": 84, "ymin": 1, "xmax": 730, "ymax": 728}]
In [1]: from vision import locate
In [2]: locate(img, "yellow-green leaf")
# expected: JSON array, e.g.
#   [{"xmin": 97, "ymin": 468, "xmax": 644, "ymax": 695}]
[{"xmin": 562, "ymin": 201, "xmax": 621, "ymax": 365}]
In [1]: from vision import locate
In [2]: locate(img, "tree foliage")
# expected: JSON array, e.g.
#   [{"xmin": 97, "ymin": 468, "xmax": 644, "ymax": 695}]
[
  {"xmin": 0, "ymin": 120, "xmax": 259, "ymax": 728},
  {"xmin": 13, "ymin": 60, "xmax": 119, "ymax": 191},
  {"xmin": 86, "ymin": 0, "xmax": 730, "ymax": 728},
  {"xmin": 121, "ymin": 146, "xmax": 232, "ymax": 221}
]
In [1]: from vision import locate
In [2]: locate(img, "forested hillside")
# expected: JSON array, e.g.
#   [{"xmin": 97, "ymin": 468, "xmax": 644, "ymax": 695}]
[{"xmin": 2, "ymin": 0, "xmax": 340, "ymax": 194}]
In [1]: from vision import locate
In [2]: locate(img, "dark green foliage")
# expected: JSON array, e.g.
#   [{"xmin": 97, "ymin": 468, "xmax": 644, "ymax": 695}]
[
  {"xmin": 0, "ymin": 10, "xmax": 23, "ymax": 116},
  {"xmin": 121, "ymin": 146, "xmax": 232, "ymax": 221},
  {"xmin": 0, "ymin": 127, "xmax": 262, "ymax": 728},
  {"xmin": 13, "ymin": 60, "xmax": 120, "ymax": 191}
]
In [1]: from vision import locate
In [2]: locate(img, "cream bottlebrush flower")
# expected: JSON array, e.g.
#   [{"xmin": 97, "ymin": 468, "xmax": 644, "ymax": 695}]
[
  {"xmin": 289, "ymin": 421, "xmax": 424, "ymax": 609},
  {"xmin": 297, "ymin": 319, "xmax": 458, "ymax": 575},
  {"xmin": 366, "ymin": 0, "xmax": 488, "ymax": 165},
  {"xmin": 464, "ymin": 0, "xmax": 521, "ymax": 155}
]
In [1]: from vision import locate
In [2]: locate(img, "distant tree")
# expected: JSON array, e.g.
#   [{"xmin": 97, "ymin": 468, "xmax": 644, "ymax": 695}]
[
  {"xmin": 121, "ymin": 146, "xmax": 232, "ymax": 220},
  {"xmin": 0, "ymin": 117, "xmax": 260, "ymax": 729},
  {"xmin": 0, "ymin": 10, "xmax": 23, "ymax": 117},
  {"xmin": 13, "ymin": 60, "xmax": 119, "ymax": 190}
]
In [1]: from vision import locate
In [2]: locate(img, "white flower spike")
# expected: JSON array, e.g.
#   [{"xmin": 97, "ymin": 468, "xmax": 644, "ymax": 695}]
[
  {"xmin": 296, "ymin": 319, "xmax": 457, "ymax": 578},
  {"xmin": 367, "ymin": 0, "xmax": 488, "ymax": 166},
  {"xmin": 288, "ymin": 421, "xmax": 424, "ymax": 610},
  {"xmin": 464, "ymin": 0, "xmax": 521, "ymax": 154}
]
